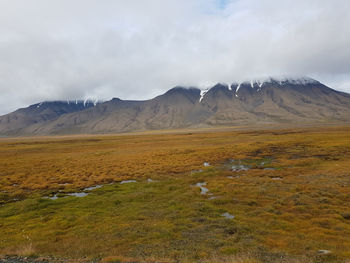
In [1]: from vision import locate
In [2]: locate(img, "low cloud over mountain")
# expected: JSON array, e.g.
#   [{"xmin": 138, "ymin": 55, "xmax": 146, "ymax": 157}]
[{"xmin": 0, "ymin": 0, "xmax": 350, "ymax": 115}]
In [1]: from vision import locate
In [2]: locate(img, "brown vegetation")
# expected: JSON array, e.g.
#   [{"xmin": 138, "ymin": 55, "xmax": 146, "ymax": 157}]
[{"xmin": 0, "ymin": 126, "xmax": 350, "ymax": 262}]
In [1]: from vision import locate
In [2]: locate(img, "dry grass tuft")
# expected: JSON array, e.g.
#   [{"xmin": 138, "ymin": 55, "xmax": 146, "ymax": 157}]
[{"xmin": 14, "ymin": 243, "xmax": 35, "ymax": 257}]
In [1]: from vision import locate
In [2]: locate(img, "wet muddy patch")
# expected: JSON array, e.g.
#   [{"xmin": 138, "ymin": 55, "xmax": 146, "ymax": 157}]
[
  {"xmin": 230, "ymin": 160, "xmax": 251, "ymax": 172},
  {"xmin": 44, "ymin": 184, "xmax": 105, "ymax": 200},
  {"xmin": 43, "ymin": 180, "xmax": 142, "ymax": 201},
  {"xmin": 223, "ymin": 158, "xmax": 276, "ymax": 172}
]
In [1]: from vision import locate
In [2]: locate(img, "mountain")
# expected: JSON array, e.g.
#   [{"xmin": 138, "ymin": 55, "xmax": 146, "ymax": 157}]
[
  {"xmin": 1, "ymin": 77, "xmax": 350, "ymax": 136},
  {"xmin": 0, "ymin": 100, "xmax": 98, "ymax": 135}
]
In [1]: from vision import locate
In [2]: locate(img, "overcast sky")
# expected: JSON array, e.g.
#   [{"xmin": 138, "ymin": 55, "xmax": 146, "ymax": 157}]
[{"xmin": 0, "ymin": 0, "xmax": 350, "ymax": 114}]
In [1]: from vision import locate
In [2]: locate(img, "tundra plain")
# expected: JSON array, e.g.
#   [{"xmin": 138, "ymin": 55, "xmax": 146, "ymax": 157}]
[{"xmin": 0, "ymin": 126, "xmax": 350, "ymax": 263}]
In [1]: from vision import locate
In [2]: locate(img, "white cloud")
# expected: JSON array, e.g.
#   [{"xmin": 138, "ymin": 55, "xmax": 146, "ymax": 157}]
[{"xmin": 0, "ymin": 0, "xmax": 349, "ymax": 114}]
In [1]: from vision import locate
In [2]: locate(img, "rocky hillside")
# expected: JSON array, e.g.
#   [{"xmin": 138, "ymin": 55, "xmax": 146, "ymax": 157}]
[{"xmin": 1, "ymin": 77, "xmax": 349, "ymax": 135}]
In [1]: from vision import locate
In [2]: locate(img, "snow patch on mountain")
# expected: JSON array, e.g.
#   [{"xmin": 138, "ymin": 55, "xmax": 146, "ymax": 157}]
[
  {"xmin": 33, "ymin": 99, "xmax": 103, "ymax": 109},
  {"xmin": 199, "ymin": 89, "xmax": 209, "ymax": 102},
  {"xmin": 234, "ymin": 83, "xmax": 241, "ymax": 97},
  {"xmin": 196, "ymin": 76, "xmax": 318, "ymax": 101}
]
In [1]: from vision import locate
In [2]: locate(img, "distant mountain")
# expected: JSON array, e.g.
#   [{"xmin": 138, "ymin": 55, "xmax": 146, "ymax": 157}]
[
  {"xmin": 1, "ymin": 77, "xmax": 350, "ymax": 136},
  {"xmin": 0, "ymin": 100, "xmax": 99, "ymax": 135}
]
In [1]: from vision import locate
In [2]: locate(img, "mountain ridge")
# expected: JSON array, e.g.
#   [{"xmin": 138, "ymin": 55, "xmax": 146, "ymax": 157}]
[{"xmin": 1, "ymin": 76, "xmax": 350, "ymax": 136}]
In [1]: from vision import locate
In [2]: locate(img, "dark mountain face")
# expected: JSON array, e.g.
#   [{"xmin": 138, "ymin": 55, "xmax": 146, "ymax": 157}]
[
  {"xmin": 0, "ymin": 100, "xmax": 98, "ymax": 135},
  {"xmin": 199, "ymin": 78, "xmax": 350, "ymax": 126},
  {"xmin": 1, "ymin": 77, "xmax": 350, "ymax": 136}
]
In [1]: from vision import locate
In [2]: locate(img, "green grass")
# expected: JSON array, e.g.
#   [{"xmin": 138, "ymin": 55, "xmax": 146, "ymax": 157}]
[{"xmin": 1, "ymin": 178, "xmax": 248, "ymax": 261}]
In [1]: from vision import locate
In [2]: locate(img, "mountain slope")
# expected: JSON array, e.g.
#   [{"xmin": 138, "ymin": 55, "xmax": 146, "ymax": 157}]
[
  {"xmin": 20, "ymin": 87, "xmax": 202, "ymax": 134},
  {"xmin": 201, "ymin": 79, "xmax": 350, "ymax": 126},
  {"xmin": 1, "ymin": 77, "xmax": 350, "ymax": 135},
  {"xmin": 0, "ymin": 100, "xmax": 99, "ymax": 135}
]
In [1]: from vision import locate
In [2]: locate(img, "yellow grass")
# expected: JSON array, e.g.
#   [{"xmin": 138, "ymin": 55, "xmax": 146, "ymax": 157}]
[{"xmin": 0, "ymin": 126, "xmax": 350, "ymax": 262}]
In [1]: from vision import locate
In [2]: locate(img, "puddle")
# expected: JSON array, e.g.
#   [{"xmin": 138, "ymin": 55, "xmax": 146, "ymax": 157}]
[
  {"xmin": 58, "ymin": 183, "xmax": 71, "ymax": 186},
  {"xmin": 226, "ymin": 158, "xmax": 274, "ymax": 171},
  {"xmin": 44, "ymin": 180, "xmax": 137, "ymax": 201},
  {"xmin": 222, "ymin": 212, "xmax": 235, "ymax": 219},
  {"xmin": 196, "ymin": 182, "xmax": 209, "ymax": 195},
  {"xmin": 120, "ymin": 180, "xmax": 137, "ymax": 184},
  {"xmin": 203, "ymin": 162, "xmax": 210, "ymax": 167},
  {"xmin": 208, "ymin": 196, "xmax": 219, "ymax": 200},
  {"xmin": 46, "ymin": 185, "xmax": 102, "ymax": 200},
  {"xmin": 264, "ymin": 168, "xmax": 276, "ymax": 171},
  {"xmin": 45, "ymin": 192, "xmax": 89, "ymax": 200},
  {"xmin": 230, "ymin": 159, "xmax": 250, "ymax": 171},
  {"xmin": 67, "ymin": 192, "xmax": 88, "ymax": 197},
  {"xmin": 231, "ymin": 164, "xmax": 250, "ymax": 172},
  {"xmin": 46, "ymin": 194, "xmax": 59, "ymax": 200},
  {"xmin": 84, "ymin": 185, "xmax": 102, "ymax": 191},
  {"xmin": 147, "ymin": 178, "xmax": 155, "ymax": 182}
]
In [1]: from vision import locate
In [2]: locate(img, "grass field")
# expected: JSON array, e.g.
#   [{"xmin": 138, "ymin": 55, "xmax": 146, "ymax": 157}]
[{"xmin": 1, "ymin": 126, "xmax": 350, "ymax": 262}]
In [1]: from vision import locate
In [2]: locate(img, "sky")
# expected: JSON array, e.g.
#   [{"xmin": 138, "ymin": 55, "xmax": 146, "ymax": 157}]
[{"xmin": 0, "ymin": 0, "xmax": 350, "ymax": 114}]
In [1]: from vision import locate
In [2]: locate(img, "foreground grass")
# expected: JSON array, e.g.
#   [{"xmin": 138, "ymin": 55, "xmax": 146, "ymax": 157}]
[{"xmin": 0, "ymin": 126, "xmax": 350, "ymax": 262}]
